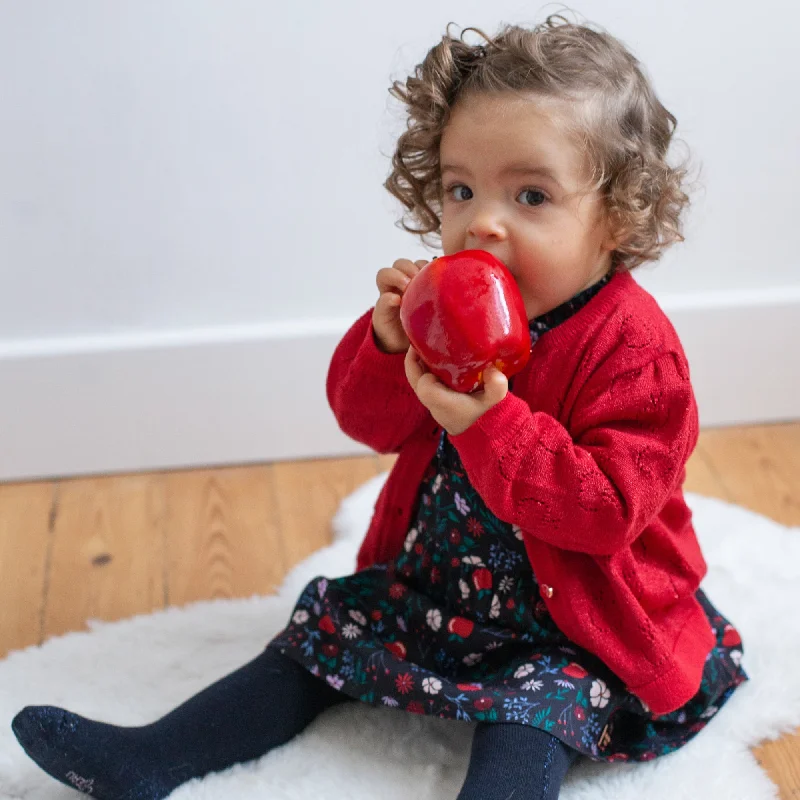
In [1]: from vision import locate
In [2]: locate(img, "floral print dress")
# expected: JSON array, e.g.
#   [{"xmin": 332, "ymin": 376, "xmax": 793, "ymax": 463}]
[{"xmin": 267, "ymin": 277, "xmax": 748, "ymax": 762}]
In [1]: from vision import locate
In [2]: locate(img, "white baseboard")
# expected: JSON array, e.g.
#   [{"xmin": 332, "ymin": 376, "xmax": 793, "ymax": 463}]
[
  {"xmin": 658, "ymin": 285, "xmax": 800, "ymax": 430},
  {"xmin": 1, "ymin": 288, "xmax": 798, "ymax": 483}
]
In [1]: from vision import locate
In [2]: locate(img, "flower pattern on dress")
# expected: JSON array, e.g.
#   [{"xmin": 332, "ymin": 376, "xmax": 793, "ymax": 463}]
[{"xmin": 268, "ymin": 434, "xmax": 747, "ymax": 761}]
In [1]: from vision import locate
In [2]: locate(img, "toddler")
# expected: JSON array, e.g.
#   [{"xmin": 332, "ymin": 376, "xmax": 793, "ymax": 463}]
[{"xmin": 12, "ymin": 15, "xmax": 747, "ymax": 799}]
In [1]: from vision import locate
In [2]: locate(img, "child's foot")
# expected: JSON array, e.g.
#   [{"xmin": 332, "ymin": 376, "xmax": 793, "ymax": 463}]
[
  {"xmin": 11, "ymin": 648, "xmax": 349, "ymax": 798},
  {"xmin": 11, "ymin": 706, "xmax": 180, "ymax": 799}
]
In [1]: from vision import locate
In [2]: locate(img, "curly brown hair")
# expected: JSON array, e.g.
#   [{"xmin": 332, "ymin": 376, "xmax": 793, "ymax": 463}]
[{"xmin": 384, "ymin": 15, "xmax": 691, "ymax": 270}]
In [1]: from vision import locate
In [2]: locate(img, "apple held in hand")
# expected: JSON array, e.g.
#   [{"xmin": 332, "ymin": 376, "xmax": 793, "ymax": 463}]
[{"xmin": 399, "ymin": 249, "xmax": 531, "ymax": 393}]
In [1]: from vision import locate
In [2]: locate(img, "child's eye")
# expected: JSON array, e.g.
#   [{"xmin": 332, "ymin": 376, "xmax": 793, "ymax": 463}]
[
  {"xmin": 518, "ymin": 188, "xmax": 548, "ymax": 207},
  {"xmin": 446, "ymin": 184, "xmax": 473, "ymax": 202}
]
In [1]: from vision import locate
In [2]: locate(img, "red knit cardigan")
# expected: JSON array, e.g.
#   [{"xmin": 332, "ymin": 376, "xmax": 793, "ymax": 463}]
[{"xmin": 326, "ymin": 271, "xmax": 715, "ymax": 715}]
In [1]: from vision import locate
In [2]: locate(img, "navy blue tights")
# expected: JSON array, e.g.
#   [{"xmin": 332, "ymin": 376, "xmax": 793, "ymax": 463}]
[
  {"xmin": 12, "ymin": 647, "xmax": 577, "ymax": 799},
  {"xmin": 457, "ymin": 720, "xmax": 579, "ymax": 800}
]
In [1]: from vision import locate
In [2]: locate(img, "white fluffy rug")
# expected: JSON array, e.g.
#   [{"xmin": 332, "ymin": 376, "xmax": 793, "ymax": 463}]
[{"xmin": 2, "ymin": 475, "xmax": 799, "ymax": 799}]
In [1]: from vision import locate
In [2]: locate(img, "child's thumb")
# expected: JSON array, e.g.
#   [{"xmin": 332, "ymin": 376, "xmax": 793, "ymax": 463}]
[{"xmin": 483, "ymin": 366, "xmax": 509, "ymax": 402}]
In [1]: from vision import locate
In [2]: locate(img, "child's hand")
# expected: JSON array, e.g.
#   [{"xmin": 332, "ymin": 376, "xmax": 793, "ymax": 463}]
[
  {"xmin": 372, "ymin": 259, "xmax": 429, "ymax": 354},
  {"xmin": 404, "ymin": 346, "xmax": 509, "ymax": 436}
]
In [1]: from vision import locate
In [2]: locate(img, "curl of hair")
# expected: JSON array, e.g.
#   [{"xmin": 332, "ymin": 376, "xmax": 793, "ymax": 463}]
[{"xmin": 384, "ymin": 15, "xmax": 691, "ymax": 269}]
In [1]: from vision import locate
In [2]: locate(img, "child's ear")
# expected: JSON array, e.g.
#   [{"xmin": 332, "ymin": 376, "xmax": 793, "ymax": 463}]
[
  {"xmin": 601, "ymin": 208, "xmax": 628, "ymax": 253},
  {"xmin": 603, "ymin": 231, "xmax": 626, "ymax": 253}
]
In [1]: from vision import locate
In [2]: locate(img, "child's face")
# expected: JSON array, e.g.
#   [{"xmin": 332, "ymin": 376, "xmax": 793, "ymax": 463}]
[{"xmin": 439, "ymin": 92, "xmax": 617, "ymax": 319}]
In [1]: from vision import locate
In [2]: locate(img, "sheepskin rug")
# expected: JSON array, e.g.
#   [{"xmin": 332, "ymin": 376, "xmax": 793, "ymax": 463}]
[{"xmin": 1, "ymin": 474, "xmax": 798, "ymax": 799}]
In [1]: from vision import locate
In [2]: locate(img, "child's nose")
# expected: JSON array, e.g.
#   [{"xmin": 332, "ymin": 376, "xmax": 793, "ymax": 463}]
[{"xmin": 466, "ymin": 207, "xmax": 507, "ymax": 242}]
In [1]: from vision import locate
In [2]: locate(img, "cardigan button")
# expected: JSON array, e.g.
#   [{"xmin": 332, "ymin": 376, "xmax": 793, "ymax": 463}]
[{"xmin": 540, "ymin": 584, "xmax": 554, "ymax": 599}]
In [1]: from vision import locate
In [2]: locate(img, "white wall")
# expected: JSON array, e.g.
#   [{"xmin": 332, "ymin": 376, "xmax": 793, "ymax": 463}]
[{"xmin": 1, "ymin": 0, "xmax": 798, "ymax": 481}]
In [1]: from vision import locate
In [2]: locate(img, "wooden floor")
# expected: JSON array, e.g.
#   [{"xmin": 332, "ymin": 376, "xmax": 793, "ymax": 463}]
[{"xmin": 2, "ymin": 423, "xmax": 799, "ymax": 795}]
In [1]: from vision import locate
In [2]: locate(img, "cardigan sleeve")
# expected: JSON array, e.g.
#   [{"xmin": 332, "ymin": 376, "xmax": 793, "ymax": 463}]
[
  {"xmin": 449, "ymin": 351, "xmax": 699, "ymax": 555},
  {"xmin": 326, "ymin": 309, "xmax": 432, "ymax": 454}
]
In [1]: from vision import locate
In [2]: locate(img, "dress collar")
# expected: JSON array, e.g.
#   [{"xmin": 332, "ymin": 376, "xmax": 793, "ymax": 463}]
[{"xmin": 528, "ymin": 273, "xmax": 612, "ymax": 345}]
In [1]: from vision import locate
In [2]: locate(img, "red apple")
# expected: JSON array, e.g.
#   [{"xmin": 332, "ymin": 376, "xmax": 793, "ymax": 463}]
[
  {"xmin": 384, "ymin": 640, "xmax": 407, "ymax": 659},
  {"xmin": 722, "ymin": 625, "xmax": 742, "ymax": 647},
  {"xmin": 447, "ymin": 616, "xmax": 475, "ymax": 638},
  {"xmin": 400, "ymin": 250, "xmax": 531, "ymax": 393},
  {"xmin": 472, "ymin": 568, "xmax": 493, "ymax": 592},
  {"xmin": 562, "ymin": 663, "xmax": 589, "ymax": 680},
  {"xmin": 318, "ymin": 615, "xmax": 336, "ymax": 634}
]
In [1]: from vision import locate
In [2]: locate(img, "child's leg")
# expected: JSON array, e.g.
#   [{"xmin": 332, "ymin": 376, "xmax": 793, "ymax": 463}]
[
  {"xmin": 456, "ymin": 722, "xmax": 579, "ymax": 800},
  {"xmin": 11, "ymin": 647, "xmax": 350, "ymax": 800}
]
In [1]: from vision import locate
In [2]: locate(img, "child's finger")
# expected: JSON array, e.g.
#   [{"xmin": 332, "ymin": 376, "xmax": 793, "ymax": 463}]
[
  {"xmin": 404, "ymin": 346, "xmax": 425, "ymax": 388},
  {"xmin": 376, "ymin": 264, "xmax": 413, "ymax": 294},
  {"xmin": 373, "ymin": 293, "xmax": 403, "ymax": 330},
  {"xmin": 414, "ymin": 372, "xmax": 452, "ymax": 411},
  {"xmin": 376, "ymin": 292, "xmax": 401, "ymax": 312},
  {"xmin": 481, "ymin": 366, "xmax": 509, "ymax": 404},
  {"xmin": 378, "ymin": 292, "xmax": 402, "ymax": 317}
]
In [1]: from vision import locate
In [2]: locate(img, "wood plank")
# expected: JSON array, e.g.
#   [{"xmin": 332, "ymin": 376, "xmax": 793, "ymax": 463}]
[
  {"xmin": 698, "ymin": 423, "xmax": 800, "ymax": 526},
  {"xmin": 754, "ymin": 733, "xmax": 800, "ymax": 800},
  {"xmin": 271, "ymin": 456, "xmax": 378, "ymax": 570},
  {"xmin": 41, "ymin": 475, "xmax": 167, "ymax": 642},
  {"xmin": 771, "ymin": 424, "xmax": 800, "ymax": 479},
  {"xmin": 685, "ymin": 439, "xmax": 733, "ymax": 501},
  {"xmin": 376, "ymin": 453, "xmax": 398, "ymax": 474},
  {"xmin": 164, "ymin": 465, "xmax": 285, "ymax": 605},
  {"xmin": 0, "ymin": 482, "xmax": 55, "ymax": 657}
]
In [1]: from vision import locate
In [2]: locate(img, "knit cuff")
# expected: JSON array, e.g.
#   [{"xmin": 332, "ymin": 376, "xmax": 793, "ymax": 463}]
[{"xmin": 451, "ymin": 391, "xmax": 537, "ymax": 459}]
